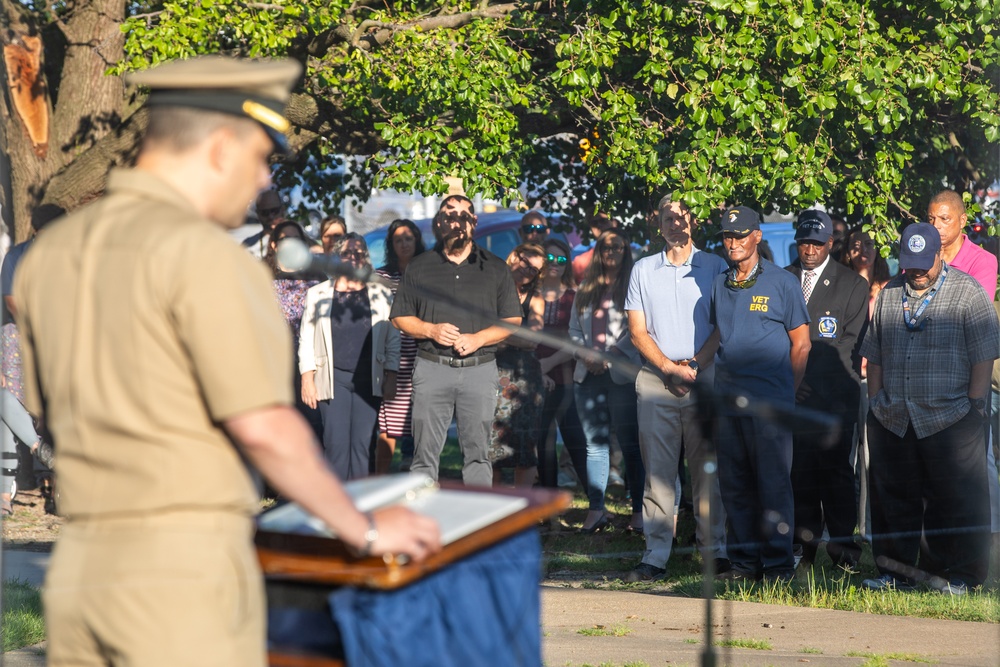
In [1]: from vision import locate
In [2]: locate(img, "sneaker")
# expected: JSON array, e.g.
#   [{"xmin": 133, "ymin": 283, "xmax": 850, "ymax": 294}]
[
  {"xmin": 625, "ymin": 563, "xmax": 666, "ymax": 583},
  {"xmin": 930, "ymin": 579, "xmax": 967, "ymax": 596},
  {"xmin": 792, "ymin": 544, "xmax": 804, "ymax": 570},
  {"xmin": 861, "ymin": 574, "xmax": 916, "ymax": 592}
]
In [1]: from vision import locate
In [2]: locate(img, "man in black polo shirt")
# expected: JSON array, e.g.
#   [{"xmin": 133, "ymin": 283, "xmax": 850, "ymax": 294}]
[{"xmin": 391, "ymin": 196, "xmax": 522, "ymax": 486}]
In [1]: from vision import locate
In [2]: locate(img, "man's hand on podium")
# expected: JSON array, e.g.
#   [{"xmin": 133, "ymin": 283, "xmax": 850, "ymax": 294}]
[{"xmin": 369, "ymin": 506, "xmax": 442, "ymax": 563}]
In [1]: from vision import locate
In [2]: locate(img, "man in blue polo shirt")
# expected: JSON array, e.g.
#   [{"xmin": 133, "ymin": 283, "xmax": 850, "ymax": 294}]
[
  {"xmin": 712, "ymin": 206, "xmax": 811, "ymax": 582},
  {"xmin": 624, "ymin": 195, "xmax": 730, "ymax": 582}
]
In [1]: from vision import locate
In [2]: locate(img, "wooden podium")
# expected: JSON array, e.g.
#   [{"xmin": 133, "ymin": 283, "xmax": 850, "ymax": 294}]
[{"xmin": 256, "ymin": 484, "xmax": 571, "ymax": 666}]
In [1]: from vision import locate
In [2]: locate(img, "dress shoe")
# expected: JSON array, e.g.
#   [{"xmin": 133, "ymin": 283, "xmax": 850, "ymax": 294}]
[{"xmin": 578, "ymin": 514, "xmax": 611, "ymax": 534}]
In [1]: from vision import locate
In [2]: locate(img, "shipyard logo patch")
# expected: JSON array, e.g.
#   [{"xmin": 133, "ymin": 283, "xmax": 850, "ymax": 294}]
[
  {"xmin": 907, "ymin": 234, "xmax": 926, "ymax": 253},
  {"xmin": 818, "ymin": 316, "xmax": 838, "ymax": 338}
]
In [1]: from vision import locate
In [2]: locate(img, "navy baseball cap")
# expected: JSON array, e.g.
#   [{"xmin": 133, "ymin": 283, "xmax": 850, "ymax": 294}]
[
  {"xmin": 795, "ymin": 210, "xmax": 833, "ymax": 243},
  {"xmin": 899, "ymin": 223, "xmax": 941, "ymax": 271},
  {"xmin": 720, "ymin": 206, "xmax": 761, "ymax": 236}
]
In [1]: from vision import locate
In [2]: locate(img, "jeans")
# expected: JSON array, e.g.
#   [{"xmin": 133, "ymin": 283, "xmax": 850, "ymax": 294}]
[
  {"xmin": 1, "ymin": 388, "xmax": 40, "ymax": 494},
  {"xmin": 574, "ymin": 373, "xmax": 643, "ymax": 513}
]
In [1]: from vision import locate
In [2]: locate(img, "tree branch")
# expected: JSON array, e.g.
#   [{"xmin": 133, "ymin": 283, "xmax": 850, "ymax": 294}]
[
  {"xmin": 351, "ymin": 3, "xmax": 523, "ymax": 49},
  {"xmin": 948, "ymin": 131, "xmax": 982, "ymax": 184}
]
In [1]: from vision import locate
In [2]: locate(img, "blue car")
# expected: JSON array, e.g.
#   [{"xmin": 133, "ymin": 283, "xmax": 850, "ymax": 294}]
[{"xmin": 363, "ymin": 211, "xmax": 577, "ymax": 269}]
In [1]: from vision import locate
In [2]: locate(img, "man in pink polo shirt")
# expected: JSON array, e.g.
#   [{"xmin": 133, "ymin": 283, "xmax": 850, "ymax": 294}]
[
  {"xmin": 926, "ymin": 188, "xmax": 1000, "ymax": 559},
  {"xmin": 927, "ymin": 190, "xmax": 998, "ymax": 299}
]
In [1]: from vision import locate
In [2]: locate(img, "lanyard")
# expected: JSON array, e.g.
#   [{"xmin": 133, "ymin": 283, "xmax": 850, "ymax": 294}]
[{"xmin": 901, "ymin": 264, "xmax": 948, "ymax": 330}]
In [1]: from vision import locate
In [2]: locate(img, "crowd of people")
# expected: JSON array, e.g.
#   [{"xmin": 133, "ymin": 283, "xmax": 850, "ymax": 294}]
[
  {"xmin": 248, "ymin": 183, "xmax": 998, "ymax": 595},
  {"xmin": 4, "ymin": 52, "xmax": 999, "ymax": 667}
]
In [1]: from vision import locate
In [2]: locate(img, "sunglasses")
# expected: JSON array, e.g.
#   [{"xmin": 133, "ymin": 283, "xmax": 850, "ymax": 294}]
[
  {"xmin": 600, "ymin": 243, "xmax": 626, "ymax": 253},
  {"xmin": 725, "ymin": 262, "xmax": 763, "ymax": 290},
  {"xmin": 259, "ymin": 207, "xmax": 282, "ymax": 217},
  {"xmin": 546, "ymin": 253, "xmax": 568, "ymax": 265},
  {"xmin": 521, "ymin": 224, "xmax": 548, "ymax": 234},
  {"xmin": 441, "ymin": 211, "xmax": 475, "ymax": 225}
]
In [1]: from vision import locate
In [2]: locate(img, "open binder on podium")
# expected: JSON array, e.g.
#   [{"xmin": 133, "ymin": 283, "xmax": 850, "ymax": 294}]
[
  {"xmin": 255, "ymin": 472, "xmax": 571, "ymax": 589},
  {"xmin": 257, "ymin": 474, "xmax": 571, "ymax": 667}
]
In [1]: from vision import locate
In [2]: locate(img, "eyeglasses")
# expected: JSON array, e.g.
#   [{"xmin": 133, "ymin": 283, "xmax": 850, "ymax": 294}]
[
  {"xmin": 546, "ymin": 253, "xmax": 568, "ymax": 265},
  {"xmin": 340, "ymin": 250, "xmax": 367, "ymax": 260},
  {"xmin": 259, "ymin": 207, "xmax": 282, "ymax": 217},
  {"xmin": 521, "ymin": 224, "xmax": 548, "ymax": 234},
  {"xmin": 600, "ymin": 243, "xmax": 626, "ymax": 253},
  {"xmin": 515, "ymin": 254, "xmax": 542, "ymax": 278}
]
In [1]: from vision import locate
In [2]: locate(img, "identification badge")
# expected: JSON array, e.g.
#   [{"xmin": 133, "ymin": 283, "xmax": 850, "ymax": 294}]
[{"xmin": 818, "ymin": 316, "xmax": 838, "ymax": 338}]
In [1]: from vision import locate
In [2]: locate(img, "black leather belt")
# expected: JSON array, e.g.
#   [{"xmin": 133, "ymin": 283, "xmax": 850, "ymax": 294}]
[{"xmin": 417, "ymin": 350, "xmax": 496, "ymax": 368}]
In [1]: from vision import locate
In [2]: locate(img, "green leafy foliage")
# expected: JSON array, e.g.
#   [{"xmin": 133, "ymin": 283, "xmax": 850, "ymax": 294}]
[{"xmin": 117, "ymin": 1, "xmax": 999, "ymax": 241}]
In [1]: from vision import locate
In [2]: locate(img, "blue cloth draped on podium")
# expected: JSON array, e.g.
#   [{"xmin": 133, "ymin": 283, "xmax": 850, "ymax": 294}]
[{"xmin": 267, "ymin": 529, "xmax": 543, "ymax": 667}]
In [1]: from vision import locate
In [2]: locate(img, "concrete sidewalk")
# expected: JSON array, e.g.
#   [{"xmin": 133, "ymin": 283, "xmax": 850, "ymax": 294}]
[
  {"xmin": 541, "ymin": 585, "xmax": 999, "ymax": 666},
  {"xmin": 2, "ymin": 550, "xmax": 49, "ymax": 588}
]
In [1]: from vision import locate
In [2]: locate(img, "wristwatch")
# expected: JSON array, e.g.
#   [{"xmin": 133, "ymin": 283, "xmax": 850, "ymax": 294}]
[
  {"xmin": 688, "ymin": 360, "xmax": 700, "ymax": 374},
  {"xmin": 357, "ymin": 513, "xmax": 379, "ymax": 558},
  {"xmin": 970, "ymin": 397, "xmax": 987, "ymax": 416}
]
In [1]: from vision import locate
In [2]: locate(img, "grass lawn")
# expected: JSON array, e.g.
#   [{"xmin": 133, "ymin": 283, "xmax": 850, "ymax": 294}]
[
  {"xmin": 2, "ymin": 579, "xmax": 45, "ymax": 652},
  {"xmin": 409, "ymin": 437, "xmax": 1000, "ymax": 624}
]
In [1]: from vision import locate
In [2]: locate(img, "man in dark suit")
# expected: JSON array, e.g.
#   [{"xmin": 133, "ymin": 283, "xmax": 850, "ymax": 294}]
[{"xmin": 785, "ymin": 210, "xmax": 869, "ymax": 569}]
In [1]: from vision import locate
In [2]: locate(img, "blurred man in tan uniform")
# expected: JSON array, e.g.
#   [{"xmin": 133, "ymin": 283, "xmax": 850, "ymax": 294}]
[{"xmin": 14, "ymin": 57, "xmax": 439, "ymax": 667}]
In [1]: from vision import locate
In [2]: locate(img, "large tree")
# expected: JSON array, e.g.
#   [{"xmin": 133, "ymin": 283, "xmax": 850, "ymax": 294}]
[{"xmin": 2, "ymin": 0, "xmax": 998, "ymax": 245}]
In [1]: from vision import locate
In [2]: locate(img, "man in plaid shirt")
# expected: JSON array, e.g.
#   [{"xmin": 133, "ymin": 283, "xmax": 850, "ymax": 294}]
[{"xmin": 860, "ymin": 223, "xmax": 998, "ymax": 595}]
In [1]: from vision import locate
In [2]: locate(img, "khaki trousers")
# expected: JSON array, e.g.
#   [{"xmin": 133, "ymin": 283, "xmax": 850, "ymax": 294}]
[
  {"xmin": 44, "ymin": 510, "xmax": 265, "ymax": 667},
  {"xmin": 636, "ymin": 366, "xmax": 727, "ymax": 569}
]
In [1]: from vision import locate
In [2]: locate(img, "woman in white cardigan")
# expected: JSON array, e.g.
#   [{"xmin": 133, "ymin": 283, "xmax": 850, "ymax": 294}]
[{"xmin": 299, "ymin": 234, "xmax": 400, "ymax": 480}]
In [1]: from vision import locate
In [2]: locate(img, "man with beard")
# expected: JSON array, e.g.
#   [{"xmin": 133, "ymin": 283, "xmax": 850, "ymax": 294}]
[
  {"xmin": 624, "ymin": 195, "xmax": 730, "ymax": 582},
  {"xmin": 860, "ymin": 223, "xmax": 998, "ymax": 595},
  {"xmin": 391, "ymin": 196, "xmax": 522, "ymax": 486},
  {"xmin": 785, "ymin": 210, "xmax": 869, "ymax": 569}
]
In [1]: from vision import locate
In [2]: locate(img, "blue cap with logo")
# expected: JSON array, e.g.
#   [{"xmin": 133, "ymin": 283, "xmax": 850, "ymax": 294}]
[
  {"xmin": 794, "ymin": 210, "xmax": 833, "ymax": 243},
  {"xmin": 719, "ymin": 206, "xmax": 761, "ymax": 236},
  {"xmin": 899, "ymin": 222, "xmax": 941, "ymax": 271}
]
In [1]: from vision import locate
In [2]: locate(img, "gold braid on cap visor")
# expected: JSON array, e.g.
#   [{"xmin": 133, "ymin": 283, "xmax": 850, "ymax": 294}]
[{"xmin": 242, "ymin": 100, "xmax": 290, "ymax": 133}]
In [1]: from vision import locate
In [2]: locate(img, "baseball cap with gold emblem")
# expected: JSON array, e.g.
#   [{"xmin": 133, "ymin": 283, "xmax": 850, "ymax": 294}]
[
  {"xmin": 719, "ymin": 206, "xmax": 761, "ymax": 237},
  {"xmin": 126, "ymin": 56, "xmax": 302, "ymax": 154}
]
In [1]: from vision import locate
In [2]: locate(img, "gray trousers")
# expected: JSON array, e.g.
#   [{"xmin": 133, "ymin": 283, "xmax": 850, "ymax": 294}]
[
  {"xmin": 409, "ymin": 357, "xmax": 499, "ymax": 487},
  {"xmin": 636, "ymin": 366, "xmax": 727, "ymax": 569}
]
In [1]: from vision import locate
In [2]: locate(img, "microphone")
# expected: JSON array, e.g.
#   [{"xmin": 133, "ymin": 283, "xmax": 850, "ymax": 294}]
[{"xmin": 276, "ymin": 239, "xmax": 388, "ymax": 286}]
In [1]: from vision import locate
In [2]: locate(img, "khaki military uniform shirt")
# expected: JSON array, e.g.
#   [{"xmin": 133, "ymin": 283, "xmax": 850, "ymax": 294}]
[{"xmin": 14, "ymin": 168, "xmax": 293, "ymax": 520}]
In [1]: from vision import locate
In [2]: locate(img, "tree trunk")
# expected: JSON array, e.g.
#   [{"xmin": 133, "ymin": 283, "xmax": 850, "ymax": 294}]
[{"xmin": 1, "ymin": 0, "xmax": 125, "ymax": 242}]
